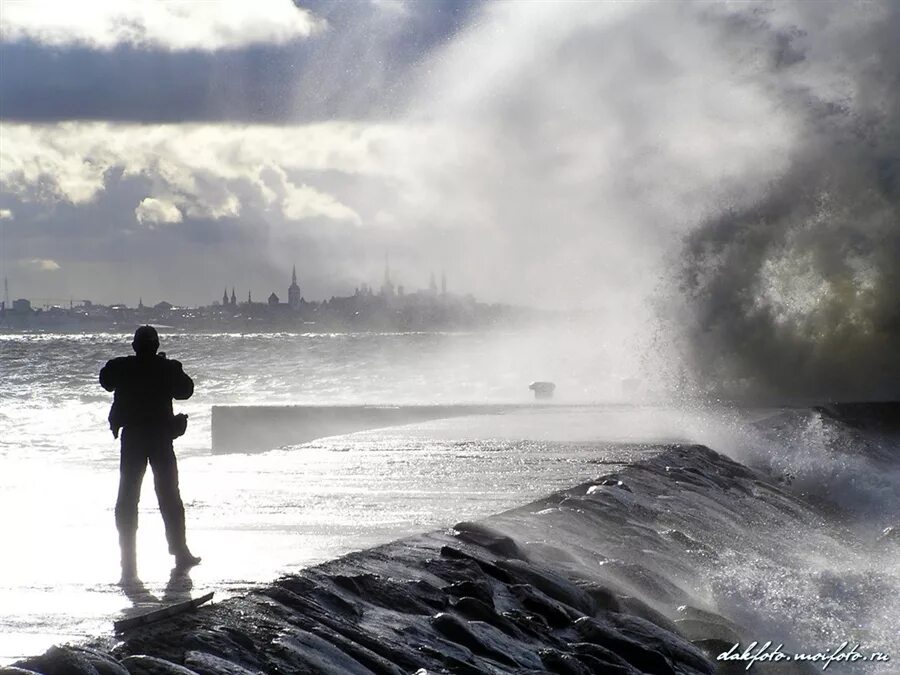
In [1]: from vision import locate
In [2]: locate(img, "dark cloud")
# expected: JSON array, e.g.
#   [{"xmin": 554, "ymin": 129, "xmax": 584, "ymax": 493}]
[{"xmin": 0, "ymin": 0, "xmax": 479, "ymax": 123}]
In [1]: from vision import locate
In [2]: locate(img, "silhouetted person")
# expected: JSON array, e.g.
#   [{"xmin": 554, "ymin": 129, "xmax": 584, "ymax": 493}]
[{"xmin": 100, "ymin": 325, "xmax": 200, "ymax": 582}]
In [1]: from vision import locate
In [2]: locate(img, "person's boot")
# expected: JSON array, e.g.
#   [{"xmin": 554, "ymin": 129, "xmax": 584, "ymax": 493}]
[
  {"xmin": 172, "ymin": 544, "xmax": 201, "ymax": 569},
  {"xmin": 119, "ymin": 531, "xmax": 138, "ymax": 584}
]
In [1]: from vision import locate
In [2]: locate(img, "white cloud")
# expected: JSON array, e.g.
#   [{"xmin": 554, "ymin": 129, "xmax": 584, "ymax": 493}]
[
  {"xmin": 0, "ymin": 208, "xmax": 13, "ymax": 220},
  {"xmin": 283, "ymin": 183, "xmax": 361, "ymax": 225},
  {"xmin": 0, "ymin": 0, "xmax": 322, "ymax": 51},
  {"xmin": 135, "ymin": 197, "xmax": 182, "ymax": 226},
  {"xmin": 0, "ymin": 121, "xmax": 410, "ymax": 224},
  {"xmin": 20, "ymin": 258, "xmax": 60, "ymax": 271}
]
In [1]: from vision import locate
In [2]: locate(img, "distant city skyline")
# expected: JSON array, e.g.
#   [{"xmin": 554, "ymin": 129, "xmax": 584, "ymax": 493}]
[{"xmin": 0, "ymin": 259, "xmax": 466, "ymax": 311}]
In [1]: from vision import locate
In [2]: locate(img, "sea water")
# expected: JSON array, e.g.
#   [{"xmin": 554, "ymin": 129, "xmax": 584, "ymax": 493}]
[{"xmin": 1, "ymin": 332, "xmax": 897, "ymax": 668}]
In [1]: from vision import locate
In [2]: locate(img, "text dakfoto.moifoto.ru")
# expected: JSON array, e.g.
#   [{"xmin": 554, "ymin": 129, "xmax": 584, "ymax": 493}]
[{"xmin": 718, "ymin": 641, "xmax": 891, "ymax": 670}]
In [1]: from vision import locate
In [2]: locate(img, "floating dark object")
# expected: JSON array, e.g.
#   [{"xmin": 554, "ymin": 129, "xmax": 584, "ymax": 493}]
[{"xmin": 529, "ymin": 381, "xmax": 556, "ymax": 399}]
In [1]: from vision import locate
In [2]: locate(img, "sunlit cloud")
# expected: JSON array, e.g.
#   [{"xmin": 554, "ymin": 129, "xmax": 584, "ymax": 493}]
[
  {"xmin": 0, "ymin": 121, "xmax": 410, "ymax": 224},
  {"xmin": 0, "ymin": 208, "xmax": 13, "ymax": 220},
  {"xmin": 135, "ymin": 197, "xmax": 182, "ymax": 226},
  {"xmin": 0, "ymin": 0, "xmax": 323, "ymax": 51},
  {"xmin": 282, "ymin": 183, "xmax": 361, "ymax": 225},
  {"xmin": 19, "ymin": 258, "xmax": 61, "ymax": 272}
]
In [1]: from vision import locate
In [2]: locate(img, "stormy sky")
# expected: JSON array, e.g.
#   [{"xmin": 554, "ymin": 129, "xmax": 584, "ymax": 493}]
[{"xmin": 1, "ymin": 0, "xmax": 897, "ymax": 389}]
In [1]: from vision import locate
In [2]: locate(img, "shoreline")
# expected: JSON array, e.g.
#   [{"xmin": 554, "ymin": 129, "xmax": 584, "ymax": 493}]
[{"xmin": 9, "ymin": 443, "xmax": 834, "ymax": 675}]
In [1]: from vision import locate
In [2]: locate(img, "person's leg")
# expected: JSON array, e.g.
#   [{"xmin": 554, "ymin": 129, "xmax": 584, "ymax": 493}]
[
  {"xmin": 116, "ymin": 430, "xmax": 148, "ymax": 581},
  {"xmin": 149, "ymin": 438, "xmax": 200, "ymax": 567}
]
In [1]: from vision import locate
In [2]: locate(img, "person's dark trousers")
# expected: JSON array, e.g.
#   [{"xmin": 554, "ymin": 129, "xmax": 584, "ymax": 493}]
[{"xmin": 115, "ymin": 425, "xmax": 188, "ymax": 564}]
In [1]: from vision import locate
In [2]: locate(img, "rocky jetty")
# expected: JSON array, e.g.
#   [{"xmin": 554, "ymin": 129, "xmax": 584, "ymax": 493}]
[{"xmin": 7, "ymin": 444, "xmax": 822, "ymax": 674}]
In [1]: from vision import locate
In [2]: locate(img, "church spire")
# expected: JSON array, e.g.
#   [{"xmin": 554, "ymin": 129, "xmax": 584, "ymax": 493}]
[
  {"xmin": 381, "ymin": 252, "xmax": 395, "ymax": 297},
  {"xmin": 289, "ymin": 263, "xmax": 301, "ymax": 309}
]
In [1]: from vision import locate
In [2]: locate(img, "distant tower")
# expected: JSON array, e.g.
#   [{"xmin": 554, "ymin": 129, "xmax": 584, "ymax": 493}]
[
  {"xmin": 3, "ymin": 276, "xmax": 8, "ymax": 309},
  {"xmin": 288, "ymin": 265, "xmax": 301, "ymax": 310},
  {"xmin": 138, "ymin": 297, "xmax": 144, "ymax": 310},
  {"xmin": 222, "ymin": 288, "xmax": 228, "ymax": 305},
  {"xmin": 441, "ymin": 271, "xmax": 447, "ymax": 297},
  {"xmin": 381, "ymin": 253, "xmax": 395, "ymax": 297},
  {"xmin": 429, "ymin": 272, "xmax": 437, "ymax": 295},
  {"xmin": 230, "ymin": 287, "xmax": 236, "ymax": 307},
  {"xmin": 247, "ymin": 290, "xmax": 252, "ymax": 305}
]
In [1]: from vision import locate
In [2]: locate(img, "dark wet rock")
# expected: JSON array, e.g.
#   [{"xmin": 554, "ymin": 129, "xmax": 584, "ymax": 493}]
[
  {"xmin": 574, "ymin": 617, "xmax": 678, "ymax": 675},
  {"xmin": 606, "ymin": 612, "xmax": 713, "ymax": 674},
  {"xmin": 16, "ymin": 646, "xmax": 101, "ymax": 675},
  {"xmin": 450, "ymin": 597, "xmax": 525, "ymax": 639},
  {"xmin": 598, "ymin": 478, "xmax": 634, "ymax": 492},
  {"xmin": 67, "ymin": 649, "xmax": 130, "ymax": 675},
  {"xmin": 675, "ymin": 618, "xmax": 743, "ymax": 644},
  {"xmin": 120, "ymin": 656, "xmax": 197, "ymax": 675},
  {"xmin": 522, "ymin": 541, "xmax": 583, "ymax": 565},
  {"xmin": 272, "ymin": 630, "xmax": 374, "ymax": 674},
  {"xmin": 182, "ymin": 629, "xmax": 260, "ymax": 668},
  {"xmin": 444, "ymin": 579, "xmax": 494, "ymax": 606},
  {"xmin": 500, "ymin": 608, "xmax": 554, "ymax": 640},
  {"xmin": 439, "ymin": 545, "xmax": 514, "ymax": 583},
  {"xmin": 539, "ymin": 648, "xmax": 595, "ymax": 675},
  {"xmin": 570, "ymin": 642, "xmax": 643, "ymax": 674},
  {"xmin": 416, "ymin": 644, "xmax": 491, "ymax": 675},
  {"xmin": 256, "ymin": 589, "xmax": 425, "ymax": 672},
  {"xmin": 510, "ymin": 584, "xmax": 582, "ymax": 628},
  {"xmin": 494, "ymin": 559, "xmax": 595, "ymax": 615},
  {"xmin": 1, "ymin": 668, "xmax": 43, "ymax": 675},
  {"xmin": 182, "ymin": 652, "xmax": 258, "ymax": 675},
  {"xmin": 451, "ymin": 521, "xmax": 528, "ymax": 559},
  {"xmin": 424, "ymin": 556, "xmax": 487, "ymax": 586},
  {"xmin": 277, "ymin": 576, "xmax": 362, "ymax": 619},
  {"xmin": 300, "ymin": 621, "xmax": 409, "ymax": 675},
  {"xmin": 429, "ymin": 612, "xmax": 524, "ymax": 668},
  {"xmin": 617, "ymin": 595, "xmax": 682, "ymax": 635},
  {"xmin": 573, "ymin": 581, "xmax": 622, "ymax": 613},
  {"xmin": 331, "ymin": 573, "xmax": 445, "ymax": 614}
]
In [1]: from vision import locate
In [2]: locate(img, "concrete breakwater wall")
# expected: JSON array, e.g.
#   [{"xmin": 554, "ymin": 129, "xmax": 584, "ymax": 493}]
[{"xmin": 211, "ymin": 404, "xmax": 548, "ymax": 453}]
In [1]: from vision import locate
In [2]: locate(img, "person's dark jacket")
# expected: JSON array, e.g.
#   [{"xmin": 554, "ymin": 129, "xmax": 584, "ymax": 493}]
[{"xmin": 100, "ymin": 353, "xmax": 193, "ymax": 437}]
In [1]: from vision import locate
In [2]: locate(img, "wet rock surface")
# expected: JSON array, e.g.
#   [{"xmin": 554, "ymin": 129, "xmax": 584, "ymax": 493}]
[{"xmin": 15, "ymin": 445, "xmax": 812, "ymax": 674}]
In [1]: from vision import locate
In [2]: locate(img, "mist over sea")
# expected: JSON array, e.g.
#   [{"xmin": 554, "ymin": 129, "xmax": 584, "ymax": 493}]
[{"xmin": 0, "ymin": 329, "xmax": 641, "ymax": 464}]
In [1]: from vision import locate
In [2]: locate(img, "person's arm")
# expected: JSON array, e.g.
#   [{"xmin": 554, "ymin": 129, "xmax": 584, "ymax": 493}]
[
  {"xmin": 99, "ymin": 358, "xmax": 121, "ymax": 392},
  {"xmin": 168, "ymin": 359, "xmax": 194, "ymax": 400}
]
